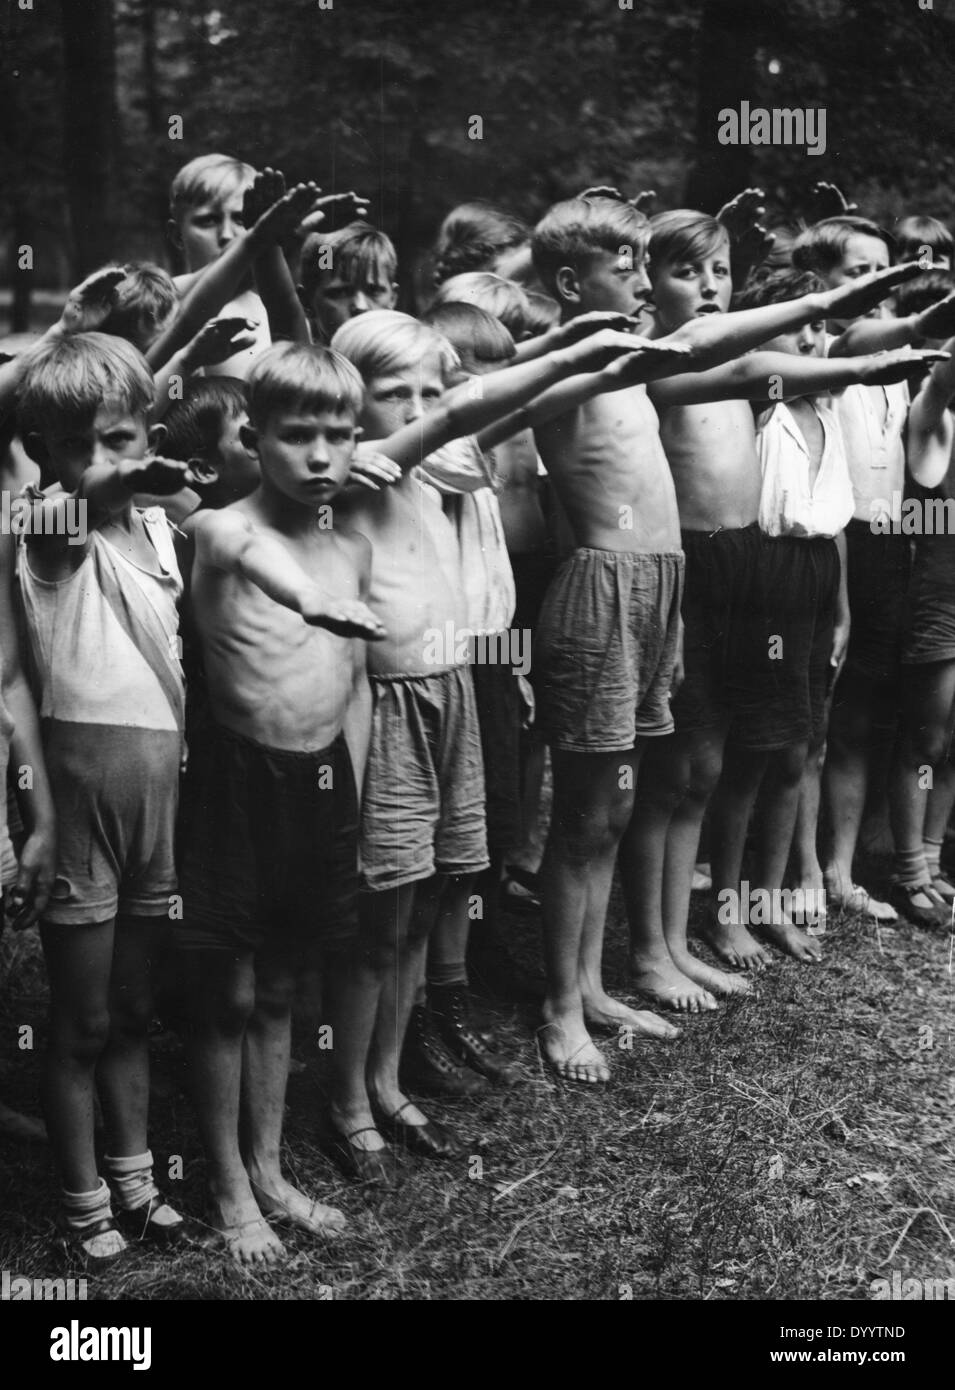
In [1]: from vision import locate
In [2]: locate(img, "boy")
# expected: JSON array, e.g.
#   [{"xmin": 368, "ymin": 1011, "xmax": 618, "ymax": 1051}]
[
  {"xmin": 15, "ymin": 332, "xmax": 193, "ymax": 1264},
  {"xmin": 167, "ymin": 153, "xmax": 270, "ymax": 376},
  {"xmin": 527, "ymin": 196, "xmax": 923, "ymax": 1079},
  {"xmin": 177, "ymin": 342, "xmax": 384, "ymax": 1263},
  {"xmin": 327, "ymin": 307, "xmax": 663, "ymax": 1155},
  {"xmin": 299, "ymin": 221, "xmax": 397, "ymax": 344}
]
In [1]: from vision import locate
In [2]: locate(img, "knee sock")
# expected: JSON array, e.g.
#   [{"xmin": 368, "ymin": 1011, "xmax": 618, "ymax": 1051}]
[
  {"xmin": 893, "ymin": 847, "xmax": 930, "ymax": 886},
  {"xmin": 923, "ymin": 836, "xmax": 943, "ymax": 878},
  {"xmin": 427, "ymin": 961, "xmax": 468, "ymax": 989},
  {"xmin": 104, "ymin": 1150, "xmax": 181, "ymax": 1227}
]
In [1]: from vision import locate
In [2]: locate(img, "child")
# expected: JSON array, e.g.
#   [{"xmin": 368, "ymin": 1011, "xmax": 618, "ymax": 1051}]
[
  {"xmin": 895, "ymin": 215, "xmax": 953, "ymax": 271},
  {"xmin": 167, "ymin": 152, "xmax": 271, "ymax": 376},
  {"xmin": 527, "ymin": 196, "xmax": 922, "ymax": 1078},
  {"xmin": 433, "ymin": 201, "xmax": 533, "ymax": 287},
  {"xmin": 15, "ymin": 331, "xmax": 193, "ymax": 1265},
  {"xmin": 175, "ymin": 342, "xmax": 385, "ymax": 1264},
  {"xmin": 793, "ymin": 216, "xmax": 930, "ymax": 920},
  {"xmin": 431, "ymin": 272, "xmax": 531, "ymax": 339},
  {"xmin": 0, "ymin": 522, "xmax": 57, "ymax": 1143},
  {"xmin": 328, "ymin": 307, "xmax": 654, "ymax": 1154},
  {"xmin": 298, "ymin": 221, "xmax": 398, "ymax": 344}
]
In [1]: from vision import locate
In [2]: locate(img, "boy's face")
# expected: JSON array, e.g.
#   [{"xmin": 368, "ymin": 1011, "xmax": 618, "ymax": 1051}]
[
  {"xmin": 650, "ymin": 239, "xmax": 733, "ymax": 333},
  {"xmin": 174, "ymin": 188, "xmax": 248, "ymax": 272},
  {"xmin": 308, "ymin": 272, "xmax": 398, "ymax": 342},
  {"xmin": 760, "ymin": 318, "xmax": 827, "ymax": 359},
  {"xmin": 250, "ymin": 408, "xmax": 357, "ymax": 505},
  {"xmin": 821, "ymin": 232, "xmax": 891, "ymax": 327},
  {"xmin": 360, "ymin": 354, "xmax": 445, "ymax": 440},
  {"xmin": 569, "ymin": 250, "xmax": 652, "ymax": 319},
  {"xmin": 39, "ymin": 405, "xmax": 152, "ymax": 493}
]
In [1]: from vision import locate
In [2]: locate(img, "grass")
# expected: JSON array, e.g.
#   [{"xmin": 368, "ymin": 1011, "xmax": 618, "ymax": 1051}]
[{"xmin": 1, "ymin": 859, "xmax": 953, "ymax": 1301}]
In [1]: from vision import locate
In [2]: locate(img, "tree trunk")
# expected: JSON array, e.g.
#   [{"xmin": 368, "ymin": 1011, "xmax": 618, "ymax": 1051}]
[
  {"xmin": 59, "ymin": 0, "xmax": 118, "ymax": 275},
  {"xmin": 684, "ymin": 0, "xmax": 763, "ymax": 213}
]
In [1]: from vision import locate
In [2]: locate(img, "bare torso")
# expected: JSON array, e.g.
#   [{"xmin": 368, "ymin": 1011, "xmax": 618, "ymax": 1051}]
[{"xmin": 657, "ymin": 398, "xmax": 762, "ymax": 533}]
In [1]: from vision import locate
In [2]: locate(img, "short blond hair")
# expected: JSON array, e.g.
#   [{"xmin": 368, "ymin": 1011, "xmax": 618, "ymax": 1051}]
[
  {"xmin": 246, "ymin": 342, "xmax": 364, "ymax": 430},
  {"xmin": 331, "ymin": 310, "xmax": 459, "ymax": 384},
  {"xmin": 169, "ymin": 153, "xmax": 256, "ymax": 222},
  {"xmin": 17, "ymin": 332, "xmax": 155, "ymax": 438}
]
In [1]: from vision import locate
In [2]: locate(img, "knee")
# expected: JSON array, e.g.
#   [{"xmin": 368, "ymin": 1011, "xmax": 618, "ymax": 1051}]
[
  {"xmin": 51, "ymin": 1007, "xmax": 111, "ymax": 1062},
  {"xmin": 555, "ymin": 797, "xmax": 632, "ymax": 861},
  {"xmin": 109, "ymin": 986, "xmax": 154, "ymax": 1039},
  {"xmin": 205, "ymin": 981, "xmax": 255, "ymax": 1036},
  {"xmin": 254, "ymin": 977, "xmax": 295, "ymax": 1020}
]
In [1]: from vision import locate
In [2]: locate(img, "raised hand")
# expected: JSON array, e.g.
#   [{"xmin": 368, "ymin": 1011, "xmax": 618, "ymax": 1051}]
[
  {"xmin": 347, "ymin": 451, "xmax": 403, "ymax": 491},
  {"xmin": 185, "ymin": 316, "xmax": 259, "ymax": 367},
  {"xmin": 242, "ymin": 167, "xmax": 289, "ymax": 229},
  {"xmin": 915, "ymin": 291, "xmax": 955, "ymax": 341},
  {"xmin": 859, "ymin": 347, "xmax": 950, "ymax": 387},
  {"xmin": 810, "ymin": 181, "xmax": 859, "ymax": 222},
  {"xmin": 576, "ymin": 186, "xmax": 657, "ymax": 216},
  {"xmin": 553, "ymin": 310, "xmax": 643, "ymax": 344},
  {"xmin": 716, "ymin": 187, "xmax": 767, "ymax": 238},
  {"xmin": 298, "ymin": 191, "xmax": 372, "ymax": 237},
  {"xmin": 124, "ymin": 455, "xmax": 195, "ymax": 495},
  {"xmin": 300, "ymin": 589, "xmax": 386, "ymax": 640},
  {"xmin": 564, "ymin": 327, "xmax": 660, "ymax": 372},
  {"xmin": 248, "ymin": 176, "xmax": 326, "ymax": 249},
  {"xmin": 824, "ymin": 262, "xmax": 924, "ymax": 320},
  {"xmin": 601, "ymin": 341, "xmax": 694, "ymax": 384},
  {"xmin": 632, "ymin": 190, "xmax": 658, "ymax": 216},
  {"xmin": 58, "ymin": 266, "xmax": 128, "ymax": 334}
]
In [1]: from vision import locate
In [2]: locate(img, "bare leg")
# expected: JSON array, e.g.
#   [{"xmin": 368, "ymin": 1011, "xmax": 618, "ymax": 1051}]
[
  {"xmin": 823, "ymin": 680, "xmax": 880, "ymax": 893},
  {"xmin": 326, "ymin": 943, "xmax": 388, "ymax": 1154},
  {"xmin": 40, "ymin": 920, "xmax": 115, "ymax": 1193},
  {"xmin": 792, "ymin": 730, "xmax": 827, "ymax": 905},
  {"xmin": 751, "ymin": 743, "xmax": 823, "ymax": 963},
  {"xmin": 186, "ymin": 949, "xmax": 284, "ymax": 1266},
  {"xmin": 511, "ymin": 733, "xmax": 548, "ymax": 876},
  {"xmin": 96, "ymin": 916, "xmax": 162, "ymax": 1157},
  {"xmin": 887, "ymin": 659, "xmax": 955, "ymax": 917},
  {"xmin": 702, "ymin": 745, "xmax": 772, "ymax": 970},
  {"xmin": 243, "ymin": 952, "xmax": 345, "ymax": 1237}
]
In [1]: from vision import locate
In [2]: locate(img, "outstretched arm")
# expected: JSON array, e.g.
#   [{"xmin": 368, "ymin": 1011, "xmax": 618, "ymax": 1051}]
[
  {"xmin": 665, "ymin": 263, "xmax": 924, "ymax": 371},
  {"xmin": 371, "ymin": 328, "xmax": 654, "ymax": 473},
  {"xmin": 829, "ymin": 291, "xmax": 955, "ymax": 358},
  {"xmin": 651, "ymin": 346, "xmax": 947, "ymax": 408},
  {"xmin": 907, "ymin": 334, "xmax": 955, "ymax": 489},
  {"xmin": 196, "ymin": 509, "xmax": 385, "ymax": 640}
]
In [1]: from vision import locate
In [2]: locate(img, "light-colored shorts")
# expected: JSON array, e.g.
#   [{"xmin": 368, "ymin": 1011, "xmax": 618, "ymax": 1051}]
[
  {"xmin": 42, "ymin": 720, "xmax": 180, "ymax": 925},
  {"xmin": 534, "ymin": 548, "xmax": 684, "ymax": 753},
  {"xmin": 360, "ymin": 667, "xmax": 489, "ymax": 893}
]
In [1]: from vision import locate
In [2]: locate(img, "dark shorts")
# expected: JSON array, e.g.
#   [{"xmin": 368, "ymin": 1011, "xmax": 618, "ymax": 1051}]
[
  {"xmin": 511, "ymin": 548, "xmax": 560, "ymax": 634},
  {"xmin": 175, "ymin": 723, "xmax": 359, "ymax": 958},
  {"xmin": 534, "ymin": 548, "xmax": 684, "ymax": 753},
  {"xmin": 901, "ymin": 542, "xmax": 955, "ymax": 665},
  {"xmin": 471, "ymin": 663, "xmax": 522, "ymax": 853},
  {"xmin": 361, "ymin": 667, "xmax": 489, "ymax": 892},
  {"xmin": 43, "ymin": 721, "xmax": 180, "ymax": 926},
  {"xmin": 843, "ymin": 518, "xmax": 912, "ymax": 686},
  {"xmin": 670, "ymin": 524, "xmax": 766, "ymax": 740}
]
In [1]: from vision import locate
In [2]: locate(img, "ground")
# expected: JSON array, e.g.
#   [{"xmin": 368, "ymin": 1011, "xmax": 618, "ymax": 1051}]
[{"xmin": 1, "ymin": 858, "xmax": 952, "ymax": 1302}]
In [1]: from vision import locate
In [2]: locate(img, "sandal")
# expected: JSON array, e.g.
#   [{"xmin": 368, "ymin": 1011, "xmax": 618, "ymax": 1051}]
[
  {"xmin": 248, "ymin": 1179, "xmax": 347, "ymax": 1237},
  {"xmin": 328, "ymin": 1126, "xmax": 398, "ymax": 1189},
  {"xmin": 827, "ymin": 881, "xmax": 898, "ymax": 922},
  {"xmin": 115, "ymin": 1194, "xmax": 190, "ymax": 1247},
  {"xmin": 887, "ymin": 880, "xmax": 949, "ymax": 929},
  {"xmin": 55, "ymin": 1211, "xmax": 130, "ymax": 1269}
]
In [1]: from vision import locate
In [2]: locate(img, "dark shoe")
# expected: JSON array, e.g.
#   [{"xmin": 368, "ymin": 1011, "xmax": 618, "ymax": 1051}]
[
  {"xmin": 401, "ymin": 1004, "xmax": 489, "ymax": 1098},
  {"xmin": 115, "ymin": 1195, "xmax": 191, "ymax": 1247},
  {"xmin": 328, "ymin": 1125, "xmax": 399, "ymax": 1189},
  {"xmin": 429, "ymin": 983, "xmax": 522, "ymax": 1088},
  {"xmin": 374, "ymin": 1100, "xmax": 465, "ymax": 1159},
  {"xmin": 55, "ymin": 1212, "xmax": 131, "ymax": 1269},
  {"xmin": 888, "ymin": 880, "xmax": 949, "ymax": 928}
]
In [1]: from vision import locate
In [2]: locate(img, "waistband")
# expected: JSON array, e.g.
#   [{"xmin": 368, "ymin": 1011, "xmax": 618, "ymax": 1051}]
[{"xmin": 204, "ymin": 720, "xmax": 345, "ymax": 765}]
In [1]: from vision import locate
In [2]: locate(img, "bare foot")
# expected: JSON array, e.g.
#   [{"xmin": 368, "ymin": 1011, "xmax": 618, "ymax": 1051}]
[
  {"xmin": 248, "ymin": 1175, "xmax": 347, "ymax": 1238},
  {"xmin": 629, "ymin": 955, "xmax": 718, "ymax": 1012},
  {"xmin": 758, "ymin": 917, "xmax": 823, "ymax": 963},
  {"xmin": 538, "ymin": 1004, "xmax": 610, "ymax": 1083},
  {"xmin": 0, "ymin": 1101, "xmax": 47, "ymax": 1142},
  {"xmin": 698, "ymin": 915, "xmax": 771, "ymax": 971},
  {"xmin": 581, "ymin": 988, "xmax": 681, "ymax": 1040},
  {"xmin": 667, "ymin": 950, "xmax": 752, "ymax": 999},
  {"xmin": 207, "ymin": 1187, "xmax": 286, "ymax": 1267}
]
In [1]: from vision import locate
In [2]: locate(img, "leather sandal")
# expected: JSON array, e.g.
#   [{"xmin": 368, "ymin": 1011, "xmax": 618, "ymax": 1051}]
[
  {"xmin": 373, "ymin": 1100, "xmax": 465, "ymax": 1160},
  {"xmin": 328, "ymin": 1126, "xmax": 398, "ymax": 1189}
]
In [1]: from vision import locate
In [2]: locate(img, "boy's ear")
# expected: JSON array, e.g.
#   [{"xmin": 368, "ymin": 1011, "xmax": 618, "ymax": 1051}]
[
  {"xmin": 239, "ymin": 422, "xmax": 260, "ymax": 455},
  {"xmin": 555, "ymin": 265, "xmax": 581, "ymax": 305},
  {"xmin": 188, "ymin": 456, "xmax": 219, "ymax": 487},
  {"xmin": 22, "ymin": 432, "xmax": 49, "ymax": 466},
  {"xmin": 147, "ymin": 422, "xmax": 167, "ymax": 454}
]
